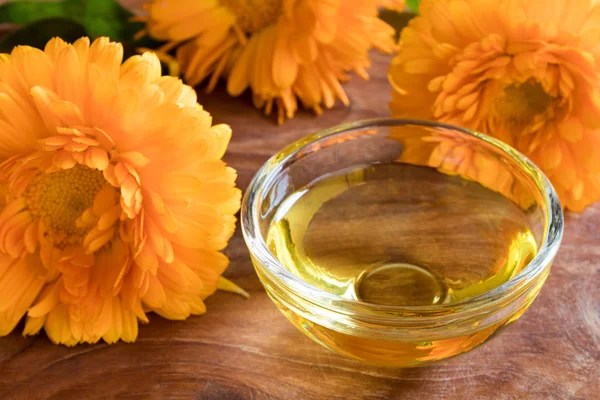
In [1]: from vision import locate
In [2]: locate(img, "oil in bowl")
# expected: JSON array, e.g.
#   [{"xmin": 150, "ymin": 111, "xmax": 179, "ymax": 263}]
[
  {"xmin": 267, "ymin": 162, "xmax": 538, "ymax": 307},
  {"xmin": 244, "ymin": 120, "xmax": 562, "ymax": 367}
]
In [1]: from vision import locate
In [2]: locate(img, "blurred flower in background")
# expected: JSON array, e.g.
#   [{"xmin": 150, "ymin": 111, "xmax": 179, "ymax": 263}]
[
  {"xmin": 0, "ymin": 37, "xmax": 241, "ymax": 345},
  {"xmin": 389, "ymin": 0, "xmax": 600, "ymax": 211},
  {"xmin": 379, "ymin": 0, "xmax": 408, "ymax": 10},
  {"xmin": 141, "ymin": 0, "xmax": 399, "ymax": 123}
]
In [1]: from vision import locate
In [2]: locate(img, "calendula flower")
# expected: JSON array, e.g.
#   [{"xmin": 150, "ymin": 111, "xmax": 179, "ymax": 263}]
[
  {"xmin": 139, "ymin": 0, "xmax": 397, "ymax": 123},
  {"xmin": 0, "ymin": 37, "xmax": 241, "ymax": 345},
  {"xmin": 379, "ymin": 0, "xmax": 407, "ymax": 10},
  {"xmin": 389, "ymin": 0, "xmax": 600, "ymax": 211}
]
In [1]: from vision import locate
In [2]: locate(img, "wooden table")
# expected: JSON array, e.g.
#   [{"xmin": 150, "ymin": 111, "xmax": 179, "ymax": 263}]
[{"xmin": 1, "ymin": 3, "xmax": 599, "ymax": 399}]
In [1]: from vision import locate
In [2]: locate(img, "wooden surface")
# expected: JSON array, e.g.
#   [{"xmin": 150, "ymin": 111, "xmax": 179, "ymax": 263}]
[{"xmin": 1, "ymin": 3, "xmax": 600, "ymax": 399}]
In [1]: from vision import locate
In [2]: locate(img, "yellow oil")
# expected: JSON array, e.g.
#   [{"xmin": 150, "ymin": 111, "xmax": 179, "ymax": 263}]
[
  {"xmin": 265, "ymin": 162, "xmax": 540, "ymax": 365},
  {"xmin": 267, "ymin": 162, "xmax": 537, "ymax": 307}
]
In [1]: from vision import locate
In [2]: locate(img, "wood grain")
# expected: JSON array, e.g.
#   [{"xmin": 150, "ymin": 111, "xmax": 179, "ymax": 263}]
[{"xmin": 1, "ymin": 2, "xmax": 599, "ymax": 398}]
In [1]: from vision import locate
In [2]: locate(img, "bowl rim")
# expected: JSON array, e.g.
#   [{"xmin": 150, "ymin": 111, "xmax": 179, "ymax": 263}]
[{"xmin": 241, "ymin": 118, "xmax": 564, "ymax": 318}]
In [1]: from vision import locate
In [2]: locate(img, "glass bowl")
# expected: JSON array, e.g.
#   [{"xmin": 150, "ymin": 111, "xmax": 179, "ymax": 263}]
[{"xmin": 241, "ymin": 119, "xmax": 563, "ymax": 367}]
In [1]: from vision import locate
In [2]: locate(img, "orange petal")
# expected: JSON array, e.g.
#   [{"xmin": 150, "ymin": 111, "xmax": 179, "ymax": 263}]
[
  {"xmin": 102, "ymin": 297, "xmax": 123, "ymax": 344},
  {"xmin": 28, "ymin": 279, "xmax": 62, "ymax": 318},
  {"xmin": 44, "ymin": 304, "xmax": 74, "ymax": 344},
  {"xmin": 142, "ymin": 272, "xmax": 166, "ymax": 308}
]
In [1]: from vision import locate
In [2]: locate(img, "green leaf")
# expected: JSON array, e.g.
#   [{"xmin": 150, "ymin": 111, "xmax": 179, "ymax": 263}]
[
  {"xmin": 0, "ymin": 2, "xmax": 67, "ymax": 24},
  {"xmin": 0, "ymin": 18, "xmax": 87, "ymax": 52},
  {"xmin": 0, "ymin": 1, "xmax": 81, "ymax": 25},
  {"xmin": 406, "ymin": 0, "xmax": 420, "ymax": 13},
  {"xmin": 0, "ymin": 0, "xmax": 133, "ymax": 41},
  {"xmin": 81, "ymin": 0, "xmax": 132, "ymax": 39}
]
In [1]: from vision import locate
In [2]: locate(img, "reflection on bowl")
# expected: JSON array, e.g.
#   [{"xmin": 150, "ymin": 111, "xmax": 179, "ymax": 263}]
[{"xmin": 242, "ymin": 119, "xmax": 563, "ymax": 367}]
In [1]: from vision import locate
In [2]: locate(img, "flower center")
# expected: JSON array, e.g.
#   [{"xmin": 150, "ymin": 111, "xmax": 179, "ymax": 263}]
[
  {"xmin": 221, "ymin": 0, "xmax": 283, "ymax": 33},
  {"xmin": 495, "ymin": 80, "xmax": 555, "ymax": 124},
  {"xmin": 24, "ymin": 165, "xmax": 107, "ymax": 247}
]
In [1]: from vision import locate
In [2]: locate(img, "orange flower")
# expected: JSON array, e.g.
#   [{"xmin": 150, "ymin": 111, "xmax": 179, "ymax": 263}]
[
  {"xmin": 140, "ymin": 0, "xmax": 397, "ymax": 123},
  {"xmin": 379, "ymin": 0, "xmax": 406, "ymax": 10},
  {"xmin": 389, "ymin": 0, "xmax": 600, "ymax": 211},
  {"xmin": 0, "ymin": 37, "xmax": 241, "ymax": 345}
]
